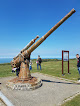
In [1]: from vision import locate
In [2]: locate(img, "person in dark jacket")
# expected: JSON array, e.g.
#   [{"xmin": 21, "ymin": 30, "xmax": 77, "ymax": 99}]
[
  {"xmin": 16, "ymin": 67, "xmax": 20, "ymax": 76},
  {"xmin": 76, "ymin": 54, "xmax": 80, "ymax": 76},
  {"xmin": 36, "ymin": 55, "xmax": 42, "ymax": 70}
]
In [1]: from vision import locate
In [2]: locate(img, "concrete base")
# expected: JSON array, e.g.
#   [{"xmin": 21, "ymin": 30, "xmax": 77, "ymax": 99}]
[
  {"xmin": 1, "ymin": 73, "xmax": 80, "ymax": 106},
  {"xmin": 6, "ymin": 77, "xmax": 42, "ymax": 90}
]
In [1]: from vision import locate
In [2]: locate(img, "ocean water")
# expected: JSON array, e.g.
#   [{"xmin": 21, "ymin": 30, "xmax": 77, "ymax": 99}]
[
  {"xmin": 0, "ymin": 58, "xmax": 62, "ymax": 64},
  {"xmin": 0, "ymin": 58, "xmax": 13, "ymax": 64}
]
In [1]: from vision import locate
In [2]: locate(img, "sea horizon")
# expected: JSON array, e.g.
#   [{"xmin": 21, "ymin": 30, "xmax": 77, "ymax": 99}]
[{"xmin": 0, "ymin": 57, "xmax": 75, "ymax": 64}]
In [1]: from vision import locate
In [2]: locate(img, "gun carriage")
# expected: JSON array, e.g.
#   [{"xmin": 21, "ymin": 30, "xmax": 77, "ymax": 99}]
[{"xmin": 7, "ymin": 9, "xmax": 76, "ymax": 90}]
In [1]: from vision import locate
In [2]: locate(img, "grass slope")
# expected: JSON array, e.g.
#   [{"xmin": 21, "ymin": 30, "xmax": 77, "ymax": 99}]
[
  {"xmin": 0, "ymin": 63, "xmax": 15, "ymax": 77},
  {"xmin": 62, "ymin": 94, "xmax": 80, "ymax": 106},
  {"xmin": 0, "ymin": 59, "xmax": 79, "ymax": 80}
]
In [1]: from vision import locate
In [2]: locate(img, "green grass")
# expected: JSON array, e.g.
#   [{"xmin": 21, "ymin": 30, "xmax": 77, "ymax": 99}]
[
  {"xmin": 0, "ymin": 63, "xmax": 15, "ymax": 77},
  {"xmin": 0, "ymin": 59, "xmax": 79, "ymax": 80},
  {"xmin": 31, "ymin": 59, "xmax": 79, "ymax": 81},
  {"xmin": 62, "ymin": 94, "xmax": 80, "ymax": 106}
]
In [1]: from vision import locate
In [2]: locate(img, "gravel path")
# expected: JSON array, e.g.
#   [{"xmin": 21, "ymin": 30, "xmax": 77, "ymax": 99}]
[{"xmin": 0, "ymin": 73, "xmax": 80, "ymax": 106}]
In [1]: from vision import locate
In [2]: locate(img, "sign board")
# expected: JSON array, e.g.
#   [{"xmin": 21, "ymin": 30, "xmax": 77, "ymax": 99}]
[
  {"xmin": 63, "ymin": 52, "xmax": 68, "ymax": 61},
  {"xmin": 62, "ymin": 50, "xmax": 69, "ymax": 75}
]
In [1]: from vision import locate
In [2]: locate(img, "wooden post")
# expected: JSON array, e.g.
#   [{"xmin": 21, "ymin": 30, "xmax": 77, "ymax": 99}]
[
  {"xmin": 68, "ymin": 51, "xmax": 69, "ymax": 73},
  {"xmin": 62, "ymin": 51, "xmax": 64, "ymax": 75},
  {"xmin": 62, "ymin": 50, "xmax": 69, "ymax": 75}
]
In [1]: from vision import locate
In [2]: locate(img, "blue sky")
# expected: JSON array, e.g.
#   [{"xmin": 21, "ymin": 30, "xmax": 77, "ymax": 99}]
[{"xmin": 0, "ymin": 0, "xmax": 80, "ymax": 58}]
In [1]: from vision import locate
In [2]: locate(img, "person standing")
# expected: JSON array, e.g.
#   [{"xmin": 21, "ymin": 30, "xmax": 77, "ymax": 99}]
[
  {"xmin": 16, "ymin": 67, "xmax": 20, "ymax": 77},
  {"xmin": 36, "ymin": 55, "xmax": 42, "ymax": 70},
  {"xmin": 12, "ymin": 67, "xmax": 16, "ymax": 73},
  {"xmin": 29, "ymin": 60, "xmax": 32, "ymax": 70},
  {"xmin": 76, "ymin": 54, "xmax": 80, "ymax": 78}
]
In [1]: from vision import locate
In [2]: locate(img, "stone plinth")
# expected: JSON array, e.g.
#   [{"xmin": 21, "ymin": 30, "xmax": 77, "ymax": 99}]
[{"xmin": 6, "ymin": 77, "xmax": 42, "ymax": 90}]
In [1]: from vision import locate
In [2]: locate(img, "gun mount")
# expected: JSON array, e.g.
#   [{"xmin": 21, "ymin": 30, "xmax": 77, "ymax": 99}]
[{"xmin": 7, "ymin": 8, "xmax": 76, "ymax": 90}]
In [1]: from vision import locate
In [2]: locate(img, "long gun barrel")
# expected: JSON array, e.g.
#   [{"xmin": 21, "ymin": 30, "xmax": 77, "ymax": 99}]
[
  {"xmin": 12, "ymin": 8, "xmax": 76, "ymax": 67},
  {"xmin": 13, "ymin": 35, "xmax": 39, "ymax": 60},
  {"xmin": 21, "ymin": 35, "xmax": 39, "ymax": 53},
  {"xmin": 27, "ymin": 8, "xmax": 76, "ymax": 54}
]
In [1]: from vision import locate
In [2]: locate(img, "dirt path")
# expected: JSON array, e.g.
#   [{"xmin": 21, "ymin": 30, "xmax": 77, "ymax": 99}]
[{"xmin": 0, "ymin": 73, "xmax": 80, "ymax": 106}]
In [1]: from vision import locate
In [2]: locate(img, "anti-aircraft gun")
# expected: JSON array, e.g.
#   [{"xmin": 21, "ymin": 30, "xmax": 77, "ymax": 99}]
[{"xmin": 9, "ymin": 8, "xmax": 76, "ymax": 90}]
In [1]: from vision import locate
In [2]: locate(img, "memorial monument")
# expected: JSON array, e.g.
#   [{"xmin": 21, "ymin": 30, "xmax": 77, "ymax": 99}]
[{"xmin": 6, "ymin": 8, "xmax": 76, "ymax": 90}]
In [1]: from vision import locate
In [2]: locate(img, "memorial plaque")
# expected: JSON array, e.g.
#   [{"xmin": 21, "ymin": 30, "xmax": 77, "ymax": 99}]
[{"xmin": 63, "ymin": 52, "xmax": 68, "ymax": 61}]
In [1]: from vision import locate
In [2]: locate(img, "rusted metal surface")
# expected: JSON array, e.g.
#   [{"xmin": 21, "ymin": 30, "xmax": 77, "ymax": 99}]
[
  {"xmin": 19, "ymin": 61, "xmax": 31, "ymax": 80},
  {"xmin": 11, "ymin": 8, "xmax": 76, "ymax": 68},
  {"xmin": 10, "ymin": 9, "xmax": 76, "ymax": 87},
  {"xmin": 9, "ymin": 77, "xmax": 37, "ymax": 84},
  {"xmin": 6, "ymin": 77, "xmax": 42, "ymax": 90},
  {"xmin": 21, "ymin": 35, "xmax": 39, "ymax": 53}
]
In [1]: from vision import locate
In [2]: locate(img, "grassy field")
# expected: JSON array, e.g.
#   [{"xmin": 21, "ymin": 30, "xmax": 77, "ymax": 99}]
[
  {"xmin": 62, "ymin": 94, "xmax": 80, "ymax": 106},
  {"xmin": 0, "ymin": 59, "xmax": 79, "ymax": 80},
  {"xmin": 0, "ymin": 63, "xmax": 15, "ymax": 77}
]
